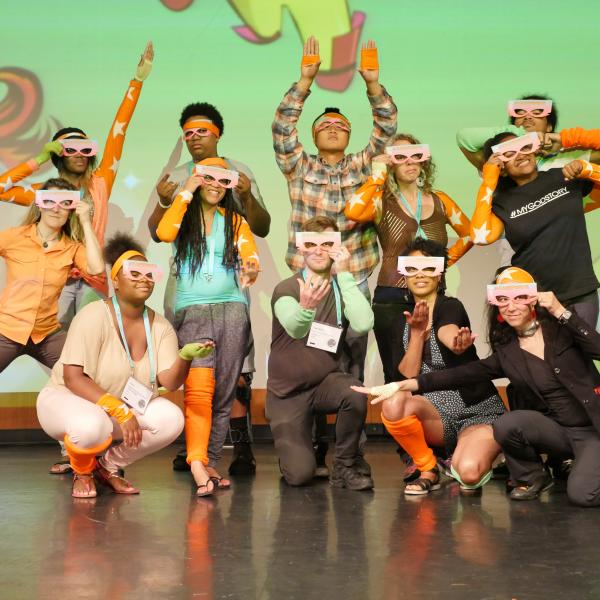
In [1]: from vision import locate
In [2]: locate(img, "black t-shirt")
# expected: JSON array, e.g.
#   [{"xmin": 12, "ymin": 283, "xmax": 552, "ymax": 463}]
[
  {"xmin": 400, "ymin": 295, "xmax": 498, "ymax": 406},
  {"xmin": 492, "ymin": 169, "xmax": 598, "ymax": 302},
  {"xmin": 267, "ymin": 275, "xmax": 348, "ymax": 398}
]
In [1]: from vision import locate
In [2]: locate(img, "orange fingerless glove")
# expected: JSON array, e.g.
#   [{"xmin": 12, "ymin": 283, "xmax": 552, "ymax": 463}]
[
  {"xmin": 97, "ymin": 393, "xmax": 133, "ymax": 424},
  {"xmin": 301, "ymin": 54, "xmax": 320, "ymax": 66},
  {"xmin": 360, "ymin": 47, "xmax": 379, "ymax": 70},
  {"xmin": 560, "ymin": 127, "xmax": 600, "ymax": 150}
]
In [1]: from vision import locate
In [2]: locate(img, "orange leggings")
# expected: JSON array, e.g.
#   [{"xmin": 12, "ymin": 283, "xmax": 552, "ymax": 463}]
[
  {"xmin": 184, "ymin": 367, "xmax": 216, "ymax": 465},
  {"xmin": 64, "ymin": 434, "xmax": 112, "ymax": 474},
  {"xmin": 381, "ymin": 413, "xmax": 437, "ymax": 472}
]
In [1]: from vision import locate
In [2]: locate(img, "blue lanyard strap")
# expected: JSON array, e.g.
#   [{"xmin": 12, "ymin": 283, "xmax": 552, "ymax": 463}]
[
  {"xmin": 302, "ymin": 269, "xmax": 342, "ymax": 328},
  {"xmin": 398, "ymin": 189, "xmax": 428, "ymax": 240},
  {"xmin": 111, "ymin": 295, "xmax": 156, "ymax": 385}
]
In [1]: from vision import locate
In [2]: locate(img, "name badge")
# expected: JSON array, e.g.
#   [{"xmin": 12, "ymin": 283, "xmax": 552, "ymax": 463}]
[
  {"xmin": 306, "ymin": 321, "xmax": 343, "ymax": 353},
  {"xmin": 121, "ymin": 377, "xmax": 154, "ymax": 415}
]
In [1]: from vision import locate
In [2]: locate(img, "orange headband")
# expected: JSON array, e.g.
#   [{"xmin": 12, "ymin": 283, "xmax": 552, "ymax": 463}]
[
  {"xmin": 56, "ymin": 132, "xmax": 88, "ymax": 141},
  {"xmin": 496, "ymin": 267, "xmax": 535, "ymax": 285},
  {"xmin": 197, "ymin": 157, "xmax": 229, "ymax": 169},
  {"xmin": 182, "ymin": 118, "xmax": 221, "ymax": 139},
  {"xmin": 111, "ymin": 250, "xmax": 146, "ymax": 281}
]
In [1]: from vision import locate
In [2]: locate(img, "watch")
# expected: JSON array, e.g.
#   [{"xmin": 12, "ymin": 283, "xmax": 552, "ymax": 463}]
[{"xmin": 558, "ymin": 310, "xmax": 572, "ymax": 324}]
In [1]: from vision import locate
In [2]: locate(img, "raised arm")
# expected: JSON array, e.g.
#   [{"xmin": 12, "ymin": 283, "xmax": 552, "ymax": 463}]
[
  {"xmin": 345, "ymin": 157, "xmax": 387, "ymax": 224},
  {"xmin": 73, "ymin": 201, "xmax": 104, "ymax": 275},
  {"xmin": 436, "ymin": 190, "xmax": 473, "ymax": 266},
  {"xmin": 560, "ymin": 127, "xmax": 600, "ymax": 165},
  {"xmin": 470, "ymin": 160, "xmax": 505, "ymax": 245},
  {"xmin": 155, "ymin": 175, "xmax": 200, "ymax": 243},
  {"xmin": 456, "ymin": 125, "xmax": 525, "ymax": 170},
  {"xmin": 93, "ymin": 41, "xmax": 153, "ymax": 196},
  {"xmin": 397, "ymin": 301, "xmax": 429, "ymax": 378},
  {"xmin": 233, "ymin": 167, "xmax": 271, "ymax": 237},
  {"xmin": 272, "ymin": 36, "xmax": 320, "ymax": 178}
]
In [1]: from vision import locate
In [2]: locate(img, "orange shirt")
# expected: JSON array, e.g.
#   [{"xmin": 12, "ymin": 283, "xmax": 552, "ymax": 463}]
[
  {"xmin": 0, "ymin": 224, "xmax": 88, "ymax": 345},
  {"xmin": 0, "ymin": 78, "xmax": 144, "ymax": 295}
]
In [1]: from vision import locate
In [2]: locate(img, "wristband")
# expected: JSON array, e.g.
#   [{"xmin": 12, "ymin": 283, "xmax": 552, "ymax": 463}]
[
  {"xmin": 97, "ymin": 393, "xmax": 133, "ymax": 424},
  {"xmin": 360, "ymin": 47, "xmax": 379, "ymax": 71},
  {"xmin": 558, "ymin": 310, "xmax": 572, "ymax": 325},
  {"xmin": 301, "ymin": 54, "xmax": 320, "ymax": 66},
  {"xmin": 158, "ymin": 196, "xmax": 173, "ymax": 209}
]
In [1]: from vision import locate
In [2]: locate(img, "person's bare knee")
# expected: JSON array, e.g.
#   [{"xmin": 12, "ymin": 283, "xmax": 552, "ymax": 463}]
[
  {"xmin": 381, "ymin": 391, "xmax": 411, "ymax": 421},
  {"xmin": 454, "ymin": 457, "xmax": 487, "ymax": 486}
]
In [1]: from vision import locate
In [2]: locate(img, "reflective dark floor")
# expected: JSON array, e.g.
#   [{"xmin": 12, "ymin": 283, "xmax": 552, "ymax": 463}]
[{"xmin": 1, "ymin": 443, "xmax": 600, "ymax": 600}]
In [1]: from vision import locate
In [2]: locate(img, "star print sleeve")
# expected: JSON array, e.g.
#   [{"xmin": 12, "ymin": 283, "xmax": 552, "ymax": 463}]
[
  {"xmin": 435, "ymin": 190, "xmax": 473, "ymax": 266},
  {"xmin": 470, "ymin": 164, "xmax": 505, "ymax": 245},
  {"xmin": 233, "ymin": 214, "xmax": 260, "ymax": 270},
  {"xmin": 344, "ymin": 161, "xmax": 386, "ymax": 224},
  {"xmin": 93, "ymin": 79, "xmax": 143, "ymax": 197},
  {"xmin": 575, "ymin": 160, "xmax": 600, "ymax": 214},
  {"xmin": 155, "ymin": 190, "xmax": 192, "ymax": 242},
  {"xmin": 0, "ymin": 159, "xmax": 40, "ymax": 205}
]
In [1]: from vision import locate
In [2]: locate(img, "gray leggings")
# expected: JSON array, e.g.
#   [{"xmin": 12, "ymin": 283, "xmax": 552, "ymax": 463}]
[
  {"xmin": 0, "ymin": 330, "xmax": 67, "ymax": 373},
  {"xmin": 175, "ymin": 302, "xmax": 249, "ymax": 467},
  {"xmin": 493, "ymin": 410, "xmax": 600, "ymax": 508}
]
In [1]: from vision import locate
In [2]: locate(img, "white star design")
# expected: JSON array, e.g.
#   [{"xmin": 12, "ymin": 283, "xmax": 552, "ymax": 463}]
[
  {"xmin": 110, "ymin": 157, "xmax": 120, "ymax": 174},
  {"xmin": 248, "ymin": 252, "xmax": 260, "ymax": 264},
  {"xmin": 372, "ymin": 165, "xmax": 387, "ymax": 180},
  {"xmin": 472, "ymin": 223, "xmax": 491, "ymax": 244},
  {"xmin": 460, "ymin": 235, "xmax": 471, "ymax": 245},
  {"xmin": 348, "ymin": 192, "xmax": 366, "ymax": 211},
  {"xmin": 126, "ymin": 86, "xmax": 135, "ymax": 101},
  {"xmin": 236, "ymin": 234, "xmax": 248, "ymax": 249},
  {"xmin": 174, "ymin": 224, "xmax": 181, "ymax": 230},
  {"xmin": 449, "ymin": 208, "xmax": 463, "ymax": 226},
  {"xmin": 112, "ymin": 120, "xmax": 126, "ymax": 138},
  {"xmin": 480, "ymin": 186, "xmax": 493, "ymax": 204},
  {"xmin": 23, "ymin": 183, "xmax": 35, "ymax": 194},
  {"xmin": 498, "ymin": 268, "xmax": 519, "ymax": 281},
  {"xmin": 0, "ymin": 177, "xmax": 13, "ymax": 191}
]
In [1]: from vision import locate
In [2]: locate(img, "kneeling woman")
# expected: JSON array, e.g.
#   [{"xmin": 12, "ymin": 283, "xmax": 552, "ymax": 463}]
[
  {"xmin": 37, "ymin": 234, "xmax": 213, "ymax": 498},
  {"xmin": 156, "ymin": 158, "xmax": 259, "ymax": 494},
  {"xmin": 355, "ymin": 239, "xmax": 505, "ymax": 495}
]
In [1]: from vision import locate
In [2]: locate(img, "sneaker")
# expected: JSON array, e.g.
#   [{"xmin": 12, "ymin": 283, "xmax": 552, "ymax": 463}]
[
  {"xmin": 354, "ymin": 455, "xmax": 372, "ymax": 477},
  {"xmin": 172, "ymin": 449, "xmax": 190, "ymax": 472},
  {"xmin": 330, "ymin": 461, "xmax": 373, "ymax": 491},
  {"xmin": 228, "ymin": 442, "xmax": 256, "ymax": 476},
  {"xmin": 314, "ymin": 442, "xmax": 330, "ymax": 478}
]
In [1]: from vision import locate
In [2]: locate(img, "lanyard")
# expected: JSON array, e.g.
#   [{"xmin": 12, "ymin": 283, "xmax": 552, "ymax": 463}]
[
  {"xmin": 302, "ymin": 269, "xmax": 342, "ymax": 328},
  {"xmin": 202, "ymin": 235, "xmax": 216, "ymax": 281},
  {"xmin": 398, "ymin": 189, "xmax": 428, "ymax": 240},
  {"xmin": 111, "ymin": 295, "xmax": 156, "ymax": 385}
]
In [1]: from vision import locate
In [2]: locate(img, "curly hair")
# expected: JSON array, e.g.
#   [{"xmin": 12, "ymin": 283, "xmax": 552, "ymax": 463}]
[
  {"xmin": 174, "ymin": 188, "xmax": 241, "ymax": 279},
  {"xmin": 386, "ymin": 132, "xmax": 436, "ymax": 194},
  {"xmin": 179, "ymin": 102, "xmax": 224, "ymax": 136},
  {"xmin": 104, "ymin": 232, "xmax": 146, "ymax": 266}
]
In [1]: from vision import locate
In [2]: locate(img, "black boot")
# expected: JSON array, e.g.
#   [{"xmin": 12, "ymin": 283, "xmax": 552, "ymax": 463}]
[
  {"xmin": 228, "ymin": 417, "xmax": 256, "ymax": 476},
  {"xmin": 314, "ymin": 442, "xmax": 330, "ymax": 478},
  {"xmin": 172, "ymin": 448, "xmax": 190, "ymax": 472}
]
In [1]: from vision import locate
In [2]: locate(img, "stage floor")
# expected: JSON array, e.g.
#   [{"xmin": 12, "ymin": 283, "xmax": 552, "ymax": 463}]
[{"xmin": 1, "ymin": 443, "xmax": 599, "ymax": 600}]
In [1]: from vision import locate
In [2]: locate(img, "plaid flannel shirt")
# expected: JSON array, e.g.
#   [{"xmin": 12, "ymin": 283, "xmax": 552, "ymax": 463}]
[{"xmin": 272, "ymin": 83, "xmax": 398, "ymax": 282}]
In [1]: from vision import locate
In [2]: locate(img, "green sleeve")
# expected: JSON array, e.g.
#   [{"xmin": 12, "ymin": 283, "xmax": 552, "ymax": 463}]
[
  {"xmin": 274, "ymin": 296, "xmax": 316, "ymax": 339},
  {"xmin": 456, "ymin": 125, "xmax": 525, "ymax": 153},
  {"xmin": 337, "ymin": 272, "xmax": 375, "ymax": 334}
]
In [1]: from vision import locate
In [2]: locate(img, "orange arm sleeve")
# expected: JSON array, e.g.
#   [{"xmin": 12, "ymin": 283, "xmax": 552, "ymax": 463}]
[
  {"xmin": 155, "ymin": 190, "xmax": 192, "ymax": 243},
  {"xmin": 435, "ymin": 190, "xmax": 473, "ymax": 267},
  {"xmin": 93, "ymin": 79, "xmax": 143, "ymax": 197},
  {"xmin": 0, "ymin": 159, "xmax": 41, "ymax": 206},
  {"xmin": 560, "ymin": 127, "xmax": 600, "ymax": 150},
  {"xmin": 344, "ymin": 162, "xmax": 387, "ymax": 224},
  {"xmin": 234, "ymin": 213, "xmax": 260, "ymax": 268},
  {"xmin": 470, "ymin": 164, "xmax": 505, "ymax": 245},
  {"xmin": 576, "ymin": 160, "xmax": 600, "ymax": 214}
]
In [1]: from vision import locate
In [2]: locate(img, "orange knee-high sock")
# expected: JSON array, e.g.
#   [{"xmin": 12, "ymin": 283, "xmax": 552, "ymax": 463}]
[
  {"xmin": 64, "ymin": 434, "xmax": 112, "ymax": 475},
  {"xmin": 184, "ymin": 367, "xmax": 216, "ymax": 465},
  {"xmin": 381, "ymin": 413, "xmax": 437, "ymax": 472}
]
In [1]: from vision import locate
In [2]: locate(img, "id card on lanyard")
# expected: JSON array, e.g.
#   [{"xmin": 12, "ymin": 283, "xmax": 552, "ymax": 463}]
[
  {"xmin": 112, "ymin": 295, "xmax": 156, "ymax": 414},
  {"xmin": 303, "ymin": 269, "xmax": 344, "ymax": 353}
]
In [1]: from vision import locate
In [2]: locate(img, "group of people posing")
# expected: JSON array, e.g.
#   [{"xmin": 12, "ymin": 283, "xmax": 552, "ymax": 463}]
[{"xmin": 1, "ymin": 37, "xmax": 599, "ymax": 507}]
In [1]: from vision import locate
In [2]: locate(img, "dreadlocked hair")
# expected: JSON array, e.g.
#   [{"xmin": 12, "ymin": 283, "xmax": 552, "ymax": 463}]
[{"xmin": 174, "ymin": 187, "xmax": 241, "ymax": 279}]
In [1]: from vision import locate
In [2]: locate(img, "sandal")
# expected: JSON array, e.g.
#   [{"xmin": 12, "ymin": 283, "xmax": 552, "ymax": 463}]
[
  {"xmin": 72, "ymin": 473, "xmax": 97, "ymax": 498},
  {"xmin": 209, "ymin": 475, "xmax": 231, "ymax": 490},
  {"xmin": 196, "ymin": 479, "xmax": 215, "ymax": 497},
  {"xmin": 50, "ymin": 459, "xmax": 73, "ymax": 475},
  {"xmin": 94, "ymin": 464, "xmax": 140, "ymax": 495},
  {"xmin": 404, "ymin": 467, "xmax": 441, "ymax": 496}
]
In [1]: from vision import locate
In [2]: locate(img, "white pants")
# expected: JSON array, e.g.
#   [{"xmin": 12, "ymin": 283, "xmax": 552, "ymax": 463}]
[{"xmin": 37, "ymin": 387, "xmax": 184, "ymax": 471}]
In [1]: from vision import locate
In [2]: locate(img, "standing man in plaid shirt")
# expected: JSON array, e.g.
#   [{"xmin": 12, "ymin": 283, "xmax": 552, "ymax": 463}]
[{"xmin": 272, "ymin": 35, "xmax": 397, "ymax": 381}]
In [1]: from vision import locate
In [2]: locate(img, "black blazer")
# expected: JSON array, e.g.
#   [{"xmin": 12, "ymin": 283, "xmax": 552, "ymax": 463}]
[{"xmin": 417, "ymin": 313, "xmax": 600, "ymax": 432}]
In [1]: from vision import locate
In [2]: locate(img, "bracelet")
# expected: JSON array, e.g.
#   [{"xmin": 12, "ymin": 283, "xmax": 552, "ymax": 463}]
[
  {"xmin": 558, "ymin": 309, "xmax": 572, "ymax": 324},
  {"xmin": 158, "ymin": 196, "xmax": 172, "ymax": 209}
]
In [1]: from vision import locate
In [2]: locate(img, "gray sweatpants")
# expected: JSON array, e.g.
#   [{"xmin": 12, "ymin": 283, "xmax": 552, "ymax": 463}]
[{"xmin": 175, "ymin": 302, "xmax": 249, "ymax": 467}]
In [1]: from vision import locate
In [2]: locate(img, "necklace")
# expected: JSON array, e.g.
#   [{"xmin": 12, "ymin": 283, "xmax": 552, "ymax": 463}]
[
  {"xmin": 517, "ymin": 320, "xmax": 540, "ymax": 338},
  {"xmin": 37, "ymin": 226, "xmax": 60, "ymax": 249}
]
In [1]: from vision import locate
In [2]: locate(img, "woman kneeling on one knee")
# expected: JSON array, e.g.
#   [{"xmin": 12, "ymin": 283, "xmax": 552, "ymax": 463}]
[
  {"xmin": 357, "ymin": 266, "xmax": 600, "ymax": 506},
  {"xmin": 353, "ymin": 238, "xmax": 505, "ymax": 495},
  {"xmin": 37, "ymin": 233, "xmax": 213, "ymax": 498}
]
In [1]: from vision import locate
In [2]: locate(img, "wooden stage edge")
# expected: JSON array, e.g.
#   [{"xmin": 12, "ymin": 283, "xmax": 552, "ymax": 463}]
[{"xmin": 0, "ymin": 387, "xmax": 509, "ymax": 433}]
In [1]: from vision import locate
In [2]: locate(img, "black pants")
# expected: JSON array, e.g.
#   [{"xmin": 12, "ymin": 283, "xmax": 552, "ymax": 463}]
[
  {"xmin": 493, "ymin": 410, "xmax": 600, "ymax": 507},
  {"xmin": 266, "ymin": 372, "xmax": 367, "ymax": 486}
]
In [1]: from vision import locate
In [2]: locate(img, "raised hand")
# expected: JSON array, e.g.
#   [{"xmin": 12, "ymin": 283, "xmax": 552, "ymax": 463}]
[
  {"xmin": 451, "ymin": 327, "xmax": 477, "ymax": 355},
  {"xmin": 299, "ymin": 36, "xmax": 321, "ymax": 91},
  {"xmin": 328, "ymin": 245, "xmax": 350, "ymax": 274},
  {"xmin": 404, "ymin": 300, "xmax": 430, "ymax": 334},
  {"xmin": 486, "ymin": 153, "xmax": 504, "ymax": 169},
  {"xmin": 182, "ymin": 174, "xmax": 204, "ymax": 194},
  {"xmin": 135, "ymin": 41, "xmax": 154, "ymax": 81},
  {"xmin": 74, "ymin": 199, "xmax": 92, "ymax": 225},
  {"xmin": 157, "ymin": 173, "xmax": 178, "ymax": 206},
  {"xmin": 563, "ymin": 160, "xmax": 584, "ymax": 181},
  {"xmin": 235, "ymin": 172, "xmax": 252, "ymax": 202},
  {"xmin": 358, "ymin": 40, "xmax": 380, "ymax": 86},
  {"xmin": 538, "ymin": 132, "xmax": 562, "ymax": 156},
  {"xmin": 35, "ymin": 140, "xmax": 63, "ymax": 166},
  {"xmin": 297, "ymin": 274, "xmax": 330, "ymax": 310},
  {"xmin": 536, "ymin": 291, "xmax": 566, "ymax": 318}
]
